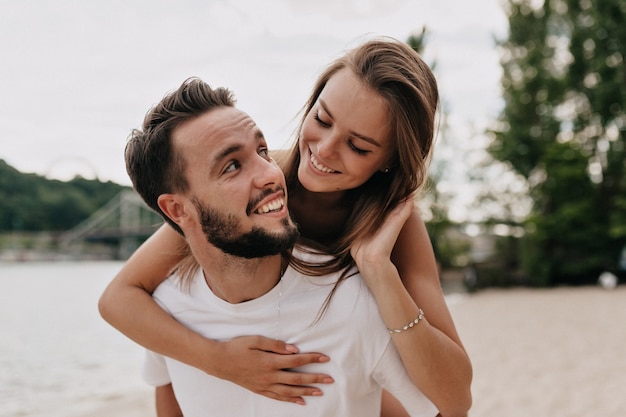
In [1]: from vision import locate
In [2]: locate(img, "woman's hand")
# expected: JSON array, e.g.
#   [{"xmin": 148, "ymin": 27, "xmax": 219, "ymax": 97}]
[
  {"xmin": 213, "ymin": 335, "xmax": 334, "ymax": 405},
  {"xmin": 350, "ymin": 198, "xmax": 414, "ymax": 274},
  {"xmin": 353, "ymin": 203, "xmax": 473, "ymax": 417}
]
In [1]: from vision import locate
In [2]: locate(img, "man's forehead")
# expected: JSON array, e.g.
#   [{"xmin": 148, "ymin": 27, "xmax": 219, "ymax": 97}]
[
  {"xmin": 174, "ymin": 107, "xmax": 262, "ymax": 148},
  {"xmin": 204, "ymin": 106, "xmax": 255, "ymax": 130}
]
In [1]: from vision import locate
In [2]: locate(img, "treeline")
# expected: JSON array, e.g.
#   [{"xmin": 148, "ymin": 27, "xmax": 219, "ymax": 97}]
[
  {"xmin": 0, "ymin": 159, "xmax": 128, "ymax": 232},
  {"xmin": 484, "ymin": 0, "xmax": 626, "ymax": 286}
]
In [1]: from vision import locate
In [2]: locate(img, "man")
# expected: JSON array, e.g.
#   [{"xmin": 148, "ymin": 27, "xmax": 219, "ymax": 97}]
[{"xmin": 125, "ymin": 77, "xmax": 438, "ymax": 417}]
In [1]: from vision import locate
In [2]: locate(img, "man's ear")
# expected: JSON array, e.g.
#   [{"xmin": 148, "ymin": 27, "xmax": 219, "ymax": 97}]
[{"xmin": 157, "ymin": 194, "xmax": 190, "ymax": 228}]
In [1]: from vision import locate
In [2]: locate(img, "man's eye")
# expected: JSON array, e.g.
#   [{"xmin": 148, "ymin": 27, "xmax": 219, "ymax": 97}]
[
  {"xmin": 314, "ymin": 112, "xmax": 331, "ymax": 128},
  {"xmin": 224, "ymin": 161, "xmax": 240, "ymax": 173}
]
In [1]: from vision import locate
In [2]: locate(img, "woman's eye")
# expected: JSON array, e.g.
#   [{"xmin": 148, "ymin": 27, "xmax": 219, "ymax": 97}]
[
  {"xmin": 349, "ymin": 140, "xmax": 370, "ymax": 155},
  {"xmin": 314, "ymin": 112, "xmax": 331, "ymax": 128}
]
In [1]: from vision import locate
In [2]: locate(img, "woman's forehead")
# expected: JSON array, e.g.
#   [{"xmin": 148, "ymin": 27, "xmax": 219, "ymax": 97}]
[{"xmin": 319, "ymin": 69, "xmax": 391, "ymax": 145}]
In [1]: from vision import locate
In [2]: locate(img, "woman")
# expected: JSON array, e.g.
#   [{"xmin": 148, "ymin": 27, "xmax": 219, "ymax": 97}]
[{"xmin": 99, "ymin": 37, "xmax": 472, "ymax": 417}]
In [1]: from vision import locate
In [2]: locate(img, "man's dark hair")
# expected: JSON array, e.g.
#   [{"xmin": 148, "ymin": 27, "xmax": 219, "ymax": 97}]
[{"xmin": 125, "ymin": 77, "xmax": 235, "ymax": 235}]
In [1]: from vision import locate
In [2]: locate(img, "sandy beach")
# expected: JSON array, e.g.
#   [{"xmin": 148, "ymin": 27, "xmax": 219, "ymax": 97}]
[
  {"xmin": 451, "ymin": 285, "xmax": 626, "ymax": 417},
  {"xmin": 82, "ymin": 285, "xmax": 626, "ymax": 417}
]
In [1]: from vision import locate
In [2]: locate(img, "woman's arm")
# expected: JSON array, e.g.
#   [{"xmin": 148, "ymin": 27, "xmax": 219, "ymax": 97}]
[
  {"xmin": 351, "ymin": 201, "xmax": 472, "ymax": 417},
  {"xmin": 156, "ymin": 384, "xmax": 183, "ymax": 417},
  {"xmin": 98, "ymin": 223, "xmax": 334, "ymax": 404}
]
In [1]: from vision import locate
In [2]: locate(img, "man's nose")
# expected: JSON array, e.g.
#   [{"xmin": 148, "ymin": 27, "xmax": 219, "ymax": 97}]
[{"xmin": 253, "ymin": 155, "xmax": 284, "ymax": 188}]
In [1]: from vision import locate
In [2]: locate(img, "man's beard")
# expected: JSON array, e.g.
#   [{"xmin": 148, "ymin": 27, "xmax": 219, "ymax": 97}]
[{"xmin": 193, "ymin": 199, "xmax": 298, "ymax": 259}]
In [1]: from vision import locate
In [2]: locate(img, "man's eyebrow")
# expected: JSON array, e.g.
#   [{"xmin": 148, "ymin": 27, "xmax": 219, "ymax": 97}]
[
  {"xmin": 213, "ymin": 144, "xmax": 243, "ymax": 165},
  {"xmin": 318, "ymin": 99, "xmax": 382, "ymax": 147},
  {"xmin": 212, "ymin": 129, "xmax": 266, "ymax": 165}
]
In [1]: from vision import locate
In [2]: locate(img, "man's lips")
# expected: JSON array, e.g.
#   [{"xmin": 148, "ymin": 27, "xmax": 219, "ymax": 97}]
[{"xmin": 254, "ymin": 196, "xmax": 285, "ymax": 214}]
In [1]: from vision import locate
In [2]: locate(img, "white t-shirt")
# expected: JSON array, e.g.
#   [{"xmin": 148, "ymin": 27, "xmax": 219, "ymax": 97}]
[{"xmin": 142, "ymin": 254, "xmax": 439, "ymax": 417}]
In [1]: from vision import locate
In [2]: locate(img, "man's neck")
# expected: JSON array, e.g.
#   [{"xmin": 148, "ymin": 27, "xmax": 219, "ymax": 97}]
[{"xmin": 199, "ymin": 251, "xmax": 285, "ymax": 304}]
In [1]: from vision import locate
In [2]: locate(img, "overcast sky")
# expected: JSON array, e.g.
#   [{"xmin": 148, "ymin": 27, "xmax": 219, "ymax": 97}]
[{"xmin": 0, "ymin": 0, "xmax": 508, "ymax": 214}]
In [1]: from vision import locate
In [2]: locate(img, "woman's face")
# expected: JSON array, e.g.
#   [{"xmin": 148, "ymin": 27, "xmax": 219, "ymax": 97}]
[{"xmin": 298, "ymin": 68, "xmax": 393, "ymax": 193}]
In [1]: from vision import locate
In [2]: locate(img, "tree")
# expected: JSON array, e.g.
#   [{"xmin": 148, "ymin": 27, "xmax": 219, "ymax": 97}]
[
  {"xmin": 0, "ymin": 159, "xmax": 127, "ymax": 232},
  {"xmin": 488, "ymin": 0, "xmax": 626, "ymax": 285}
]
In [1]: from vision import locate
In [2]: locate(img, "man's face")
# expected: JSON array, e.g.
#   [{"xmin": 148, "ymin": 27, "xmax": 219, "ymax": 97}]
[{"xmin": 172, "ymin": 106, "xmax": 298, "ymax": 258}]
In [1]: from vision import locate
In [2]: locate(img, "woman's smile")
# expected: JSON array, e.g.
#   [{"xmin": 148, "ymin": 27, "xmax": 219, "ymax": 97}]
[{"xmin": 309, "ymin": 149, "xmax": 338, "ymax": 174}]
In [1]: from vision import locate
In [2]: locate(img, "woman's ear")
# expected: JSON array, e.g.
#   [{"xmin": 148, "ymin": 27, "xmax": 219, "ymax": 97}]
[
  {"xmin": 380, "ymin": 155, "xmax": 397, "ymax": 173},
  {"xmin": 158, "ymin": 194, "xmax": 189, "ymax": 229},
  {"xmin": 379, "ymin": 164, "xmax": 393, "ymax": 173}
]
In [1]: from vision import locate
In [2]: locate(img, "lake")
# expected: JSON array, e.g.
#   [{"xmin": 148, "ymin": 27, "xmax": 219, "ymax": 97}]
[{"xmin": 0, "ymin": 261, "xmax": 151, "ymax": 417}]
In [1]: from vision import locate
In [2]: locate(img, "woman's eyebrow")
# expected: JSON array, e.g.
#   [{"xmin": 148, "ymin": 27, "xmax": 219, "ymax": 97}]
[{"xmin": 318, "ymin": 99, "xmax": 382, "ymax": 147}]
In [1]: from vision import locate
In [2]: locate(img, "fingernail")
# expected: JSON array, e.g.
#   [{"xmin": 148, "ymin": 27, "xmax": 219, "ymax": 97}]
[
  {"xmin": 296, "ymin": 399, "xmax": 305, "ymax": 405},
  {"xmin": 286, "ymin": 344, "xmax": 298, "ymax": 353},
  {"xmin": 318, "ymin": 355, "xmax": 330, "ymax": 362},
  {"xmin": 323, "ymin": 377, "xmax": 334, "ymax": 383},
  {"xmin": 313, "ymin": 390, "xmax": 323, "ymax": 396}
]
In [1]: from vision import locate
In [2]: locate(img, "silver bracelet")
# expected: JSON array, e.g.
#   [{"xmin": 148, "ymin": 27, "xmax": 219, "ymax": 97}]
[{"xmin": 388, "ymin": 309, "xmax": 425, "ymax": 334}]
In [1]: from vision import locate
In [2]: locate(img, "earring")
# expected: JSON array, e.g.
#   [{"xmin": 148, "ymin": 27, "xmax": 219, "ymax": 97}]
[{"xmin": 383, "ymin": 168, "xmax": 390, "ymax": 173}]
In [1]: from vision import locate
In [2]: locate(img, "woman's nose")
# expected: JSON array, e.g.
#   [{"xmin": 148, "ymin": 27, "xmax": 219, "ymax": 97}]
[{"xmin": 316, "ymin": 134, "xmax": 339, "ymax": 159}]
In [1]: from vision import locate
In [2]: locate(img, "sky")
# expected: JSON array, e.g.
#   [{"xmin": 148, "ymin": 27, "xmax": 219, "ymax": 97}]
[{"xmin": 0, "ymin": 0, "xmax": 508, "ymax": 219}]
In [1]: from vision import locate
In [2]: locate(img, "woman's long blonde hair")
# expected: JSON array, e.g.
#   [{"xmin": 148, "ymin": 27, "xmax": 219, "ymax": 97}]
[{"xmin": 283, "ymin": 38, "xmax": 439, "ymax": 278}]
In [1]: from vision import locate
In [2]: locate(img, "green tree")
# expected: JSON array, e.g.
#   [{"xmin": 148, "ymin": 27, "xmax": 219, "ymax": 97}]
[
  {"xmin": 489, "ymin": 0, "xmax": 626, "ymax": 285},
  {"xmin": 0, "ymin": 159, "xmax": 127, "ymax": 232}
]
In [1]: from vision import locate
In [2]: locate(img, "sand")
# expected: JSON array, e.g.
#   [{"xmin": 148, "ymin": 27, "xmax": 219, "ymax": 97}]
[
  {"xmin": 80, "ymin": 394, "xmax": 154, "ymax": 417},
  {"xmin": 83, "ymin": 285, "xmax": 626, "ymax": 416},
  {"xmin": 450, "ymin": 285, "xmax": 626, "ymax": 417}
]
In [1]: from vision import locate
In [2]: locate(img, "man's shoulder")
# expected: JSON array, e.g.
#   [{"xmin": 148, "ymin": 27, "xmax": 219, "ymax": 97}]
[
  {"xmin": 285, "ymin": 249, "xmax": 373, "ymax": 311},
  {"xmin": 153, "ymin": 267, "xmax": 203, "ymax": 303},
  {"xmin": 288, "ymin": 247, "xmax": 362, "ymax": 287},
  {"xmin": 291, "ymin": 246, "xmax": 332, "ymax": 263}
]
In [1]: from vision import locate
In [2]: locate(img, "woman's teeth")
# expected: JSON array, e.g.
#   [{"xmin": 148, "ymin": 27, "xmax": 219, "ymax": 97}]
[{"xmin": 310, "ymin": 153, "xmax": 336, "ymax": 173}]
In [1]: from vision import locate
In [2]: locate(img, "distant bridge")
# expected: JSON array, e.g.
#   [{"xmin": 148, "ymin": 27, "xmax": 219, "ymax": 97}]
[{"xmin": 58, "ymin": 190, "xmax": 164, "ymax": 259}]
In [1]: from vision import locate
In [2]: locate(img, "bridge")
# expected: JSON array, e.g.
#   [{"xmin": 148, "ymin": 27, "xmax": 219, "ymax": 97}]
[{"xmin": 58, "ymin": 190, "xmax": 164, "ymax": 259}]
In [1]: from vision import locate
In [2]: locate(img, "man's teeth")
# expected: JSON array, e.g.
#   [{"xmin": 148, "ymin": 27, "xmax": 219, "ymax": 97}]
[
  {"xmin": 256, "ymin": 198, "xmax": 284, "ymax": 214},
  {"xmin": 310, "ymin": 153, "xmax": 336, "ymax": 173}
]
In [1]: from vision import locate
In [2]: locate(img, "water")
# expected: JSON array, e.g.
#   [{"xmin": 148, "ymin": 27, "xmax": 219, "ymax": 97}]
[{"xmin": 0, "ymin": 261, "xmax": 151, "ymax": 417}]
